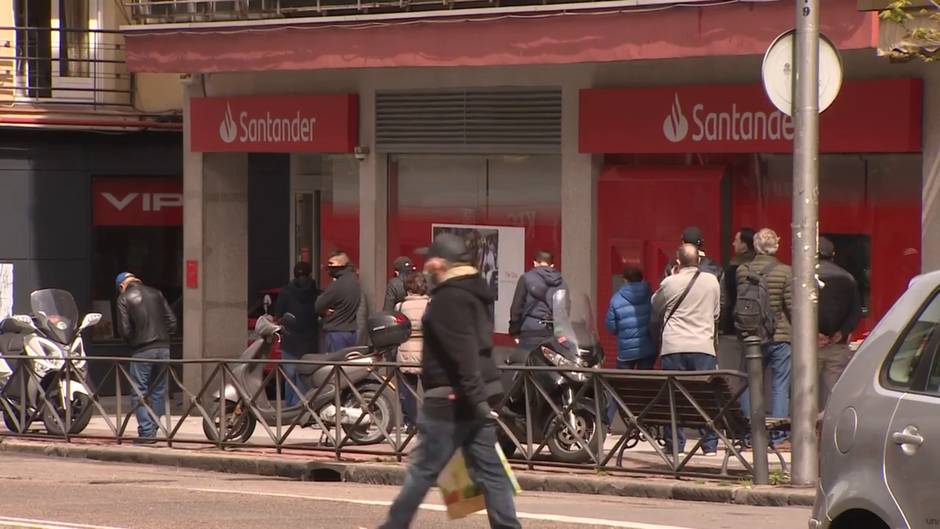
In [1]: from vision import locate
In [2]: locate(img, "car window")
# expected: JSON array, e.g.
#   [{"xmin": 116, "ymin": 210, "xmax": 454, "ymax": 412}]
[{"xmin": 885, "ymin": 292, "xmax": 940, "ymax": 389}]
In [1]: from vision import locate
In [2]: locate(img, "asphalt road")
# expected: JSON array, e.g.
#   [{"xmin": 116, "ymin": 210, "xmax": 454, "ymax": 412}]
[{"xmin": 0, "ymin": 453, "xmax": 809, "ymax": 529}]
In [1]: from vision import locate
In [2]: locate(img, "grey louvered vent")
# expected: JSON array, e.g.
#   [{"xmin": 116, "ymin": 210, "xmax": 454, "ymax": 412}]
[{"xmin": 376, "ymin": 88, "xmax": 561, "ymax": 154}]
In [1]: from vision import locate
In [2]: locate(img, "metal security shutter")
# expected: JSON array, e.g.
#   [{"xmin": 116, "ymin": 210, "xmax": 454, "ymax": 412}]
[{"xmin": 375, "ymin": 88, "xmax": 561, "ymax": 154}]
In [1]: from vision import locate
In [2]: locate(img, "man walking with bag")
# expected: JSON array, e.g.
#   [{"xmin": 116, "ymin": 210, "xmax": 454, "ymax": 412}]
[
  {"xmin": 652, "ymin": 244, "xmax": 721, "ymax": 455},
  {"xmin": 379, "ymin": 233, "xmax": 520, "ymax": 529}
]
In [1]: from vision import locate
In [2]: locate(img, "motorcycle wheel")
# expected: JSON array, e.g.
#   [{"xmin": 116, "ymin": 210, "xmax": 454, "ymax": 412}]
[
  {"xmin": 344, "ymin": 385, "xmax": 394, "ymax": 446},
  {"xmin": 202, "ymin": 400, "xmax": 256, "ymax": 443},
  {"xmin": 546, "ymin": 409, "xmax": 605, "ymax": 464},
  {"xmin": 42, "ymin": 391, "xmax": 93, "ymax": 435},
  {"xmin": 2, "ymin": 401, "xmax": 32, "ymax": 433}
]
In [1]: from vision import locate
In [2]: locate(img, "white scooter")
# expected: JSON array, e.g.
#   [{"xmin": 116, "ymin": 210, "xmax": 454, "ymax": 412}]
[{"xmin": 0, "ymin": 289, "xmax": 101, "ymax": 435}]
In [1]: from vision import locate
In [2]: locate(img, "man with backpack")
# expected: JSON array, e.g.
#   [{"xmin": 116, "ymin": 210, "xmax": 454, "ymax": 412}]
[
  {"xmin": 735, "ymin": 228, "xmax": 792, "ymax": 447},
  {"xmin": 509, "ymin": 250, "xmax": 566, "ymax": 351}
]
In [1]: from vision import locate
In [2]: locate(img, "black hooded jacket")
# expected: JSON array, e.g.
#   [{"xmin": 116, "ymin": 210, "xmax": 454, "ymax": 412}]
[
  {"xmin": 509, "ymin": 266, "xmax": 566, "ymax": 339},
  {"xmin": 274, "ymin": 277, "xmax": 320, "ymax": 355},
  {"xmin": 421, "ymin": 270, "xmax": 503, "ymax": 422}
]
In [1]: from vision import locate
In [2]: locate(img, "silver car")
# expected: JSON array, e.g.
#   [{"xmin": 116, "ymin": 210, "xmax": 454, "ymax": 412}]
[{"xmin": 811, "ymin": 270, "xmax": 940, "ymax": 529}]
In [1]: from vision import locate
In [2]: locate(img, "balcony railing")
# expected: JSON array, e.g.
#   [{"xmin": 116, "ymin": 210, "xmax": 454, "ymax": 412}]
[
  {"xmin": 0, "ymin": 26, "xmax": 132, "ymax": 108},
  {"xmin": 122, "ymin": 0, "xmax": 699, "ymax": 23}
]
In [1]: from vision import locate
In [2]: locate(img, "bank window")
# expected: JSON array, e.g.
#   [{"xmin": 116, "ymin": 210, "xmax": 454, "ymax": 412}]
[{"xmin": 883, "ymin": 292, "xmax": 940, "ymax": 390}]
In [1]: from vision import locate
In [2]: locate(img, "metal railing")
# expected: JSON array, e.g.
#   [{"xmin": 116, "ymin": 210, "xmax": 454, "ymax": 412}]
[
  {"xmin": 0, "ymin": 354, "xmax": 787, "ymax": 479},
  {"xmin": 0, "ymin": 26, "xmax": 132, "ymax": 108},
  {"xmin": 121, "ymin": 0, "xmax": 707, "ymax": 23}
]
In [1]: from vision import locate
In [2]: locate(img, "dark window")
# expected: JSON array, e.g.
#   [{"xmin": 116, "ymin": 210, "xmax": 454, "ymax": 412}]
[
  {"xmin": 92, "ymin": 227, "xmax": 182, "ymax": 341},
  {"xmin": 821, "ymin": 233, "xmax": 871, "ymax": 316},
  {"xmin": 883, "ymin": 292, "xmax": 940, "ymax": 390}
]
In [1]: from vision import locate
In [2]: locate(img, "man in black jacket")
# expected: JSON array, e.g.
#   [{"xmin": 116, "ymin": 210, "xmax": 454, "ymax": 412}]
[
  {"xmin": 379, "ymin": 233, "xmax": 520, "ymax": 529},
  {"xmin": 509, "ymin": 250, "xmax": 566, "ymax": 351},
  {"xmin": 383, "ymin": 256, "xmax": 415, "ymax": 312},
  {"xmin": 274, "ymin": 262, "xmax": 319, "ymax": 406},
  {"xmin": 115, "ymin": 272, "xmax": 177, "ymax": 443},
  {"xmin": 315, "ymin": 251, "xmax": 362, "ymax": 352},
  {"xmin": 817, "ymin": 237, "xmax": 863, "ymax": 408}
]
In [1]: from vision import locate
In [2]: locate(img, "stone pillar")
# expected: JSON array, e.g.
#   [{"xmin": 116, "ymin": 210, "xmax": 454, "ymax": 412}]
[
  {"xmin": 358, "ymin": 85, "xmax": 389, "ymax": 310},
  {"xmin": 923, "ymin": 69, "xmax": 940, "ymax": 273},
  {"xmin": 182, "ymin": 76, "xmax": 249, "ymax": 392},
  {"xmin": 182, "ymin": 76, "xmax": 205, "ymax": 392},
  {"xmin": 560, "ymin": 81, "xmax": 600, "ymax": 301}
]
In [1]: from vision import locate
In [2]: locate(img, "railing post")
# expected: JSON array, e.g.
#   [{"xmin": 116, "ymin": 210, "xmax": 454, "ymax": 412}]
[{"xmin": 744, "ymin": 336, "xmax": 769, "ymax": 485}]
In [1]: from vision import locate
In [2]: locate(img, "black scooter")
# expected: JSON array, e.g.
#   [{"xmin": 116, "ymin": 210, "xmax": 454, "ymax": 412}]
[
  {"xmin": 202, "ymin": 312, "xmax": 411, "ymax": 445},
  {"xmin": 496, "ymin": 291, "xmax": 606, "ymax": 464}
]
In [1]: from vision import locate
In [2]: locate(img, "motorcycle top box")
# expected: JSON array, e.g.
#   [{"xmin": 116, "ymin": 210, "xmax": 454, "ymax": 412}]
[{"xmin": 367, "ymin": 312, "xmax": 411, "ymax": 348}]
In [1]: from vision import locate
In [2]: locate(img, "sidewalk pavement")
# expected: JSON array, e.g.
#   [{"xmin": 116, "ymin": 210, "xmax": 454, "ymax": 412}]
[{"xmin": 0, "ymin": 417, "xmax": 814, "ymax": 509}]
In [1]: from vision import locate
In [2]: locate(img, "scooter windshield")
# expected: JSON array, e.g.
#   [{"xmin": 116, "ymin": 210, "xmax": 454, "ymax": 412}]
[
  {"xmin": 30, "ymin": 289, "xmax": 79, "ymax": 344},
  {"xmin": 551, "ymin": 289, "xmax": 597, "ymax": 353}
]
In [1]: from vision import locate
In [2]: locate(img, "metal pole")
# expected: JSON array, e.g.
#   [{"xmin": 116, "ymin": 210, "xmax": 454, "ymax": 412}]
[
  {"xmin": 744, "ymin": 336, "xmax": 769, "ymax": 485},
  {"xmin": 791, "ymin": 0, "xmax": 820, "ymax": 486}
]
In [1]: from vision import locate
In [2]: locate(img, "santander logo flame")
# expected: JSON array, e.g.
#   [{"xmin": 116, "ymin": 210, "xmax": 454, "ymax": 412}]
[
  {"xmin": 662, "ymin": 94, "xmax": 689, "ymax": 143},
  {"xmin": 219, "ymin": 103, "xmax": 238, "ymax": 144}
]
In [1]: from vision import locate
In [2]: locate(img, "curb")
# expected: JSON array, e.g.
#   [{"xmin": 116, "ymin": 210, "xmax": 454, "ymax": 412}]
[{"xmin": 0, "ymin": 439, "xmax": 813, "ymax": 507}]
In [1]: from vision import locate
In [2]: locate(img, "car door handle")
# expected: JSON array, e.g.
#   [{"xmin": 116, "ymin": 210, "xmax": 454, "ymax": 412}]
[{"xmin": 892, "ymin": 426, "xmax": 925, "ymax": 447}]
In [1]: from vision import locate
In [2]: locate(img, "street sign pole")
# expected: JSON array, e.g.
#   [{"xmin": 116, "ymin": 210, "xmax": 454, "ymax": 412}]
[{"xmin": 791, "ymin": 0, "xmax": 820, "ymax": 486}]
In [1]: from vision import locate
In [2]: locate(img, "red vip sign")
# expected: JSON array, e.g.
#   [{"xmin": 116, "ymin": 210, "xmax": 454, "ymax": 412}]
[
  {"xmin": 579, "ymin": 78, "xmax": 922, "ymax": 154},
  {"xmin": 189, "ymin": 94, "xmax": 358, "ymax": 153},
  {"xmin": 93, "ymin": 178, "xmax": 183, "ymax": 226}
]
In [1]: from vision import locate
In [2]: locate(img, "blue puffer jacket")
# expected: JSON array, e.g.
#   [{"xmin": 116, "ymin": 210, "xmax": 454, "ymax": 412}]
[{"xmin": 605, "ymin": 281, "xmax": 655, "ymax": 362}]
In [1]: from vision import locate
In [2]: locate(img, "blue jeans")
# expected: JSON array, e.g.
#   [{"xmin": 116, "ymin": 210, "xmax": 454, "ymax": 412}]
[
  {"xmin": 380, "ymin": 416, "xmax": 521, "ymax": 529},
  {"xmin": 279, "ymin": 350, "xmax": 305, "ymax": 407},
  {"xmin": 606, "ymin": 357, "xmax": 655, "ymax": 425},
  {"xmin": 325, "ymin": 331, "xmax": 357, "ymax": 353},
  {"xmin": 740, "ymin": 341, "xmax": 792, "ymax": 444},
  {"xmin": 129, "ymin": 348, "xmax": 170, "ymax": 438},
  {"xmin": 660, "ymin": 353, "xmax": 719, "ymax": 454},
  {"xmin": 398, "ymin": 373, "xmax": 419, "ymax": 427}
]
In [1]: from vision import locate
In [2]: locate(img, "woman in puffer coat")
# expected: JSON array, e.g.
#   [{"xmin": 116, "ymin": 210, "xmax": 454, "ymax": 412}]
[
  {"xmin": 395, "ymin": 272, "xmax": 429, "ymax": 429},
  {"xmin": 605, "ymin": 266, "xmax": 655, "ymax": 369}
]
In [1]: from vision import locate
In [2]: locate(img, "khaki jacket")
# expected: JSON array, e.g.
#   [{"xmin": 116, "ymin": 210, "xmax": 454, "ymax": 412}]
[{"xmin": 396, "ymin": 294, "xmax": 429, "ymax": 374}]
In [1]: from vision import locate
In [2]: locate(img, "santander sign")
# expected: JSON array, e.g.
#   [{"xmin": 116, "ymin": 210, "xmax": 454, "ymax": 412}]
[
  {"xmin": 663, "ymin": 93, "xmax": 794, "ymax": 144},
  {"xmin": 219, "ymin": 103, "xmax": 318, "ymax": 145},
  {"xmin": 191, "ymin": 94, "xmax": 358, "ymax": 153}
]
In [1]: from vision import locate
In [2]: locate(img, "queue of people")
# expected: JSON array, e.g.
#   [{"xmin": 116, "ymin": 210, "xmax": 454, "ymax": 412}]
[{"xmin": 601, "ymin": 225, "xmax": 863, "ymax": 453}]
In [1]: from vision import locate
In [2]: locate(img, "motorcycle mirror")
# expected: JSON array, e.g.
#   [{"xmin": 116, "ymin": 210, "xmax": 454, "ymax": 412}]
[
  {"xmin": 7, "ymin": 315, "xmax": 38, "ymax": 334},
  {"xmin": 280, "ymin": 312, "xmax": 297, "ymax": 327},
  {"xmin": 263, "ymin": 294, "xmax": 273, "ymax": 315},
  {"xmin": 80, "ymin": 313, "xmax": 102, "ymax": 331}
]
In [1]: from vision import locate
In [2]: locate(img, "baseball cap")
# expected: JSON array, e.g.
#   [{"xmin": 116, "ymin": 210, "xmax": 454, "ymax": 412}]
[
  {"xmin": 115, "ymin": 272, "xmax": 136, "ymax": 289},
  {"xmin": 392, "ymin": 256, "xmax": 414, "ymax": 273},
  {"xmin": 420, "ymin": 233, "xmax": 472, "ymax": 263},
  {"xmin": 682, "ymin": 226, "xmax": 705, "ymax": 247},
  {"xmin": 819, "ymin": 237, "xmax": 835, "ymax": 258}
]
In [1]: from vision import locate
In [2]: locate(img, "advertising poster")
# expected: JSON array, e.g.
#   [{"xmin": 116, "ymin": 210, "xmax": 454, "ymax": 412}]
[
  {"xmin": 0, "ymin": 263, "xmax": 12, "ymax": 319},
  {"xmin": 431, "ymin": 224, "xmax": 526, "ymax": 334}
]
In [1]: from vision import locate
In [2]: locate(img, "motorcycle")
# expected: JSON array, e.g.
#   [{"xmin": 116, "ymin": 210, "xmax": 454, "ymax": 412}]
[
  {"xmin": 0, "ymin": 289, "xmax": 101, "ymax": 435},
  {"xmin": 496, "ymin": 289, "xmax": 606, "ymax": 464},
  {"xmin": 203, "ymin": 311, "xmax": 411, "ymax": 446}
]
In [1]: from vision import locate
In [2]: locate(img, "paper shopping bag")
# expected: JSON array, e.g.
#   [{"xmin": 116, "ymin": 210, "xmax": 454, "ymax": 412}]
[
  {"xmin": 438, "ymin": 448, "xmax": 486, "ymax": 520},
  {"xmin": 437, "ymin": 444, "xmax": 522, "ymax": 520}
]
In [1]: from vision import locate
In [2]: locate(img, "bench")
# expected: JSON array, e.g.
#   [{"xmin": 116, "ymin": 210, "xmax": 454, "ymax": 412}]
[{"xmin": 598, "ymin": 369, "xmax": 790, "ymax": 477}]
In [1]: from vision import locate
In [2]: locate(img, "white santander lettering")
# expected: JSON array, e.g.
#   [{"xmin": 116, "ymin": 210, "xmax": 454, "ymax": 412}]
[
  {"xmin": 687, "ymin": 103, "xmax": 795, "ymax": 143},
  {"xmin": 238, "ymin": 110, "xmax": 317, "ymax": 144}
]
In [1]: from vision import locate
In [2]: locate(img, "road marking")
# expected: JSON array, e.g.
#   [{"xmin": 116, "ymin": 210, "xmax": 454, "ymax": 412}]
[
  {"xmin": 0, "ymin": 517, "xmax": 128, "ymax": 529},
  {"xmin": 186, "ymin": 487, "xmax": 698, "ymax": 529}
]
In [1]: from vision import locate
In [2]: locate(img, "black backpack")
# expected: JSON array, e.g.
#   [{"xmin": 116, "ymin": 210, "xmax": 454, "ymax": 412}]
[{"xmin": 734, "ymin": 262, "xmax": 778, "ymax": 343}]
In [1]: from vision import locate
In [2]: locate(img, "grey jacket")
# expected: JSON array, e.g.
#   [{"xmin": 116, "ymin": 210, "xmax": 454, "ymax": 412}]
[{"xmin": 652, "ymin": 267, "xmax": 721, "ymax": 356}]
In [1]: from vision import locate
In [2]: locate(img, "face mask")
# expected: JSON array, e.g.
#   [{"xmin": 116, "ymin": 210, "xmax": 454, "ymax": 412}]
[
  {"xmin": 328, "ymin": 266, "xmax": 345, "ymax": 279},
  {"xmin": 423, "ymin": 271, "xmax": 438, "ymax": 289}
]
